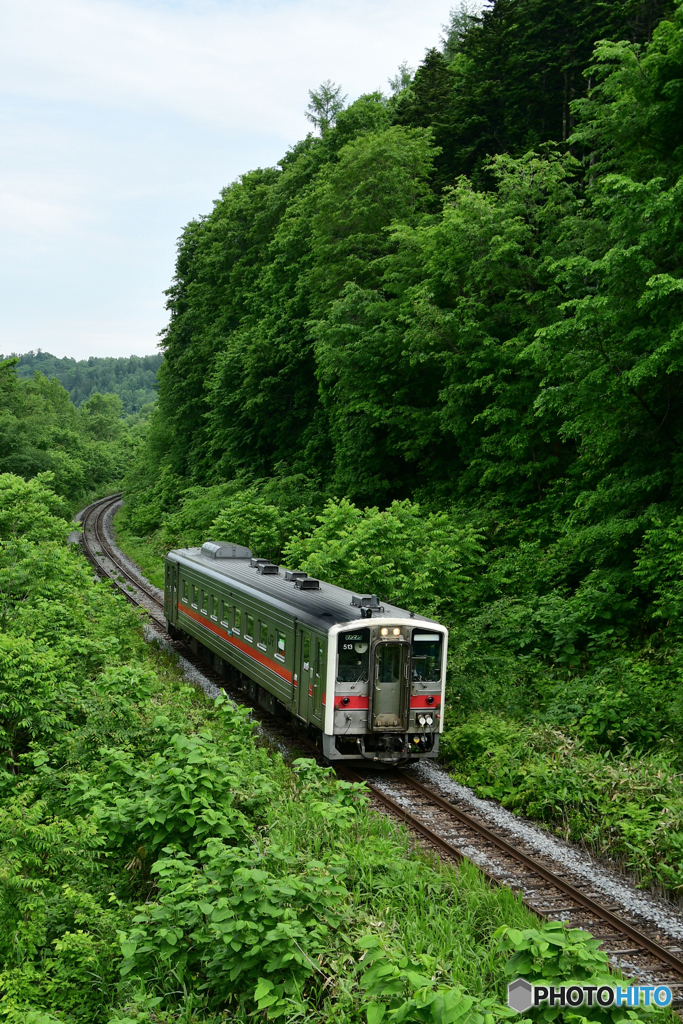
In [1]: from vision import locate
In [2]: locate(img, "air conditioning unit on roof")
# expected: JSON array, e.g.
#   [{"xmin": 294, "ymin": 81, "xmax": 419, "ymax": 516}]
[{"xmin": 202, "ymin": 541, "xmax": 252, "ymax": 559}]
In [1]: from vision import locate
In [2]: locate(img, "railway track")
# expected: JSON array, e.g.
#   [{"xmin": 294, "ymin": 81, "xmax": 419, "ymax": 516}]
[
  {"xmin": 80, "ymin": 493, "xmax": 166, "ymax": 627},
  {"xmin": 78, "ymin": 493, "xmax": 683, "ymax": 998}
]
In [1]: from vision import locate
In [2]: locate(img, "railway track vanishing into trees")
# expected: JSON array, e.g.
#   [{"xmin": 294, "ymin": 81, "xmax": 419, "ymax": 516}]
[{"xmin": 78, "ymin": 493, "xmax": 683, "ymax": 998}]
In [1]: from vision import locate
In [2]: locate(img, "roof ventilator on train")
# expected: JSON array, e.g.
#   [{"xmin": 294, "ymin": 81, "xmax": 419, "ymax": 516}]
[
  {"xmin": 351, "ymin": 593, "xmax": 384, "ymax": 618},
  {"xmin": 294, "ymin": 576, "xmax": 320, "ymax": 590},
  {"xmin": 282, "ymin": 569, "xmax": 320, "ymax": 590},
  {"xmin": 250, "ymin": 557, "xmax": 279, "ymax": 575}
]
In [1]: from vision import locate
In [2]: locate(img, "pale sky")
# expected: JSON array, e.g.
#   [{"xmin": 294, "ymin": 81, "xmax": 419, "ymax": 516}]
[{"xmin": 0, "ymin": 0, "xmax": 461, "ymax": 360}]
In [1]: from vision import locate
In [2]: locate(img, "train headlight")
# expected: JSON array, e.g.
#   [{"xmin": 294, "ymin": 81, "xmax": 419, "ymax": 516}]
[
  {"xmin": 381, "ymin": 628, "xmax": 389, "ymax": 636},
  {"xmin": 392, "ymin": 628, "xmax": 401, "ymax": 636}
]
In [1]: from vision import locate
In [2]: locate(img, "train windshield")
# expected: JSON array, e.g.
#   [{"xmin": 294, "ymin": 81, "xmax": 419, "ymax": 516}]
[
  {"xmin": 337, "ymin": 628, "xmax": 370, "ymax": 682},
  {"xmin": 411, "ymin": 632, "xmax": 442, "ymax": 682}
]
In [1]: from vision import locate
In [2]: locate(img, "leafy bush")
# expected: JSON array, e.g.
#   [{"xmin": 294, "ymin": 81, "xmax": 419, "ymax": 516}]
[
  {"xmin": 119, "ymin": 841, "xmax": 350, "ymax": 1019},
  {"xmin": 285, "ymin": 497, "xmax": 484, "ymax": 620},
  {"xmin": 0, "ymin": 474, "xmax": 70, "ymax": 542},
  {"xmin": 212, "ymin": 487, "xmax": 313, "ymax": 563},
  {"xmin": 358, "ymin": 933, "xmax": 520, "ymax": 1024}
]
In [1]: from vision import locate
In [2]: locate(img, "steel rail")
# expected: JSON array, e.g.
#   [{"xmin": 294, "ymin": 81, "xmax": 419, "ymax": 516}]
[
  {"xmin": 81, "ymin": 493, "xmax": 165, "ymax": 624},
  {"xmin": 340, "ymin": 765, "xmax": 683, "ymax": 979}
]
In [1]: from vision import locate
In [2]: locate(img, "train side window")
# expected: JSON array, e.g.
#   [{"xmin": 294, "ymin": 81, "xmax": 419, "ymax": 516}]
[
  {"xmin": 275, "ymin": 631, "xmax": 286, "ymax": 662},
  {"xmin": 220, "ymin": 601, "xmax": 230, "ymax": 628},
  {"xmin": 210, "ymin": 594, "xmax": 217, "ymax": 620},
  {"xmin": 316, "ymin": 641, "xmax": 324, "ymax": 678},
  {"xmin": 200, "ymin": 590, "xmax": 208, "ymax": 615},
  {"xmin": 233, "ymin": 607, "xmax": 241, "ymax": 635},
  {"xmin": 181, "ymin": 579, "xmax": 188, "ymax": 604},
  {"xmin": 303, "ymin": 636, "xmax": 310, "ymax": 670},
  {"xmin": 258, "ymin": 621, "xmax": 268, "ymax": 650},
  {"xmin": 245, "ymin": 614, "xmax": 254, "ymax": 641},
  {"xmin": 192, "ymin": 585, "xmax": 198, "ymax": 609}
]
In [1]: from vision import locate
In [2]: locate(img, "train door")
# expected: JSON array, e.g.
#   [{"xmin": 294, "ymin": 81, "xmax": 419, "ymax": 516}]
[
  {"xmin": 297, "ymin": 627, "xmax": 314, "ymax": 721},
  {"xmin": 312, "ymin": 638, "xmax": 325, "ymax": 725},
  {"xmin": 164, "ymin": 562, "xmax": 175, "ymax": 622},
  {"xmin": 371, "ymin": 642, "xmax": 410, "ymax": 730}
]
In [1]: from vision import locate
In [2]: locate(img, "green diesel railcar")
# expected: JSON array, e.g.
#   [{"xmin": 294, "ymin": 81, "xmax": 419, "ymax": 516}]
[{"xmin": 164, "ymin": 541, "xmax": 447, "ymax": 765}]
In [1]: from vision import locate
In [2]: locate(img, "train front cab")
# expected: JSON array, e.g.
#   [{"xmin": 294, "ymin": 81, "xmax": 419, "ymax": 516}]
[{"xmin": 322, "ymin": 619, "xmax": 447, "ymax": 765}]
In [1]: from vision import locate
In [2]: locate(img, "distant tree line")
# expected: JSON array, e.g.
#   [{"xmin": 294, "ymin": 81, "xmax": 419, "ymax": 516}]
[{"xmin": 2, "ymin": 350, "xmax": 163, "ymax": 413}]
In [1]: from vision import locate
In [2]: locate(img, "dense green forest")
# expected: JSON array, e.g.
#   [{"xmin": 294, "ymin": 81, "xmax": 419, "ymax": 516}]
[
  {"xmin": 0, "ymin": 357, "xmax": 148, "ymax": 509},
  {"xmin": 119, "ymin": 0, "xmax": 683, "ymax": 888},
  {"xmin": 3, "ymin": 351, "xmax": 162, "ymax": 413}
]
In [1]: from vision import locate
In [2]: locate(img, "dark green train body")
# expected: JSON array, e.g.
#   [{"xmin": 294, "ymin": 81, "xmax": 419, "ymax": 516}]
[{"xmin": 164, "ymin": 541, "xmax": 447, "ymax": 764}]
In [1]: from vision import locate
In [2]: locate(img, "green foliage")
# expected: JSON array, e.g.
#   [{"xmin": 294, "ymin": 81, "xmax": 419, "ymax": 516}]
[
  {"xmin": 0, "ymin": 474, "xmax": 70, "ymax": 542},
  {"xmin": 0, "ymin": 359, "xmax": 146, "ymax": 508},
  {"xmin": 358, "ymin": 934, "xmax": 519, "ymax": 1024},
  {"xmin": 440, "ymin": 717, "xmax": 683, "ymax": 889},
  {"xmin": 394, "ymin": 0, "xmax": 675, "ymax": 188},
  {"xmin": 69, "ymin": 722, "xmax": 273, "ymax": 861},
  {"xmin": 115, "ymin": 473, "xmax": 323, "ymax": 585},
  {"xmin": 493, "ymin": 924, "xmax": 635, "ymax": 1024},
  {"xmin": 285, "ymin": 498, "xmax": 484, "ymax": 620},
  {"xmin": 306, "ymin": 79, "xmax": 347, "ymax": 134},
  {"xmin": 356, "ymin": 919, "xmax": 665, "ymax": 1024},
  {"xmin": 118, "ymin": 0, "xmax": 683, "ymax": 899},
  {"xmin": 212, "ymin": 488, "xmax": 313, "ymax": 563},
  {"xmin": 119, "ymin": 841, "xmax": 348, "ymax": 1018},
  {"xmin": 634, "ymin": 515, "xmax": 683, "ymax": 623},
  {"xmin": 0, "ymin": 634, "xmax": 75, "ymax": 772},
  {"xmin": 496, "ymin": 921, "xmax": 609, "ymax": 984}
]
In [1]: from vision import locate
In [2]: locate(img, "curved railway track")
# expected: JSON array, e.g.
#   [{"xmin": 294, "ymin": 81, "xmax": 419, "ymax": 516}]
[
  {"xmin": 78, "ymin": 493, "xmax": 683, "ymax": 998},
  {"xmin": 80, "ymin": 493, "xmax": 166, "ymax": 627}
]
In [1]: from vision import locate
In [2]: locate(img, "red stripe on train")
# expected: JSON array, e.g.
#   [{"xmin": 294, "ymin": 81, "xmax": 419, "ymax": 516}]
[
  {"xmin": 334, "ymin": 695, "xmax": 441, "ymax": 710},
  {"xmin": 410, "ymin": 695, "xmax": 441, "ymax": 709},
  {"xmin": 177, "ymin": 603, "xmax": 292, "ymax": 683},
  {"xmin": 334, "ymin": 695, "xmax": 369, "ymax": 710}
]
